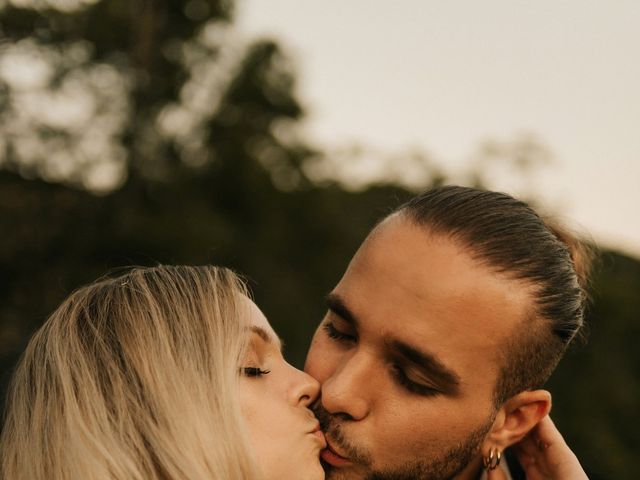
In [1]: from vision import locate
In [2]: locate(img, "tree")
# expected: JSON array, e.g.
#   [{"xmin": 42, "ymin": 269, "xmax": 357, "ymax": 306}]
[{"xmin": 0, "ymin": 2, "xmax": 637, "ymax": 478}]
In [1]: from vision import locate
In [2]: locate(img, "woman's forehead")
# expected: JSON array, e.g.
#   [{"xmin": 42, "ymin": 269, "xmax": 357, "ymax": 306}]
[{"xmin": 243, "ymin": 298, "xmax": 282, "ymax": 349}]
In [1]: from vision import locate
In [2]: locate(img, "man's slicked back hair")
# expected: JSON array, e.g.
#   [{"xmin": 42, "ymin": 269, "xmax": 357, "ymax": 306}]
[{"xmin": 395, "ymin": 185, "xmax": 593, "ymax": 405}]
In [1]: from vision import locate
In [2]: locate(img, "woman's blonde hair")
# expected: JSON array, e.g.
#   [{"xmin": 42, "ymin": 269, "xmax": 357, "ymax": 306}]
[{"xmin": 1, "ymin": 265, "xmax": 259, "ymax": 480}]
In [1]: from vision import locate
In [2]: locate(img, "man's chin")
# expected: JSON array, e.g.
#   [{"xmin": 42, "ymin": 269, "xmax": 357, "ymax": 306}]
[
  {"xmin": 322, "ymin": 462, "xmax": 368, "ymax": 480},
  {"xmin": 322, "ymin": 453, "xmax": 482, "ymax": 480}
]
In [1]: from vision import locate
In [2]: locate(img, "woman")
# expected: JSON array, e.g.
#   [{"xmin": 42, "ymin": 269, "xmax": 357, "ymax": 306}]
[
  {"xmin": 1, "ymin": 265, "xmax": 325, "ymax": 480},
  {"xmin": 1, "ymin": 264, "xmax": 587, "ymax": 480}
]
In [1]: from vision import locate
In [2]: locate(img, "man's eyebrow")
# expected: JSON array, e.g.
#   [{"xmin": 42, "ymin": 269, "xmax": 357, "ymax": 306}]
[
  {"xmin": 250, "ymin": 326, "xmax": 284, "ymax": 352},
  {"xmin": 326, "ymin": 292, "xmax": 460, "ymax": 394},
  {"xmin": 389, "ymin": 339, "xmax": 461, "ymax": 395},
  {"xmin": 325, "ymin": 292, "xmax": 358, "ymax": 328}
]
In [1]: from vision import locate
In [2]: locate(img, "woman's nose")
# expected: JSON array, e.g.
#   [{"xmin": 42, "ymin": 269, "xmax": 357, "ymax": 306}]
[{"xmin": 289, "ymin": 366, "xmax": 321, "ymax": 407}]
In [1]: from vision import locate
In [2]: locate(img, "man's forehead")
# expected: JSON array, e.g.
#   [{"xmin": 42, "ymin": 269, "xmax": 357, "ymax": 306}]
[
  {"xmin": 354, "ymin": 216, "xmax": 531, "ymax": 310},
  {"xmin": 337, "ymin": 217, "xmax": 533, "ymax": 379}
]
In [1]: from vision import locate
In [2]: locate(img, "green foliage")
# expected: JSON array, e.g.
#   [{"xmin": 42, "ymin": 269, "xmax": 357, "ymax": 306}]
[
  {"xmin": 547, "ymin": 251, "xmax": 640, "ymax": 480},
  {"xmin": 0, "ymin": 0, "xmax": 414, "ymax": 396}
]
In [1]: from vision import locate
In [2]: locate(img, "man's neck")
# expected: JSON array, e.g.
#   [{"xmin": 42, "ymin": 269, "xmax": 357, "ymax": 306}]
[
  {"xmin": 453, "ymin": 456, "xmax": 513, "ymax": 480},
  {"xmin": 477, "ymin": 459, "xmax": 513, "ymax": 480},
  {"xmin": 452, "ymin": 457, "xmax": 485, "ymax": 480}
]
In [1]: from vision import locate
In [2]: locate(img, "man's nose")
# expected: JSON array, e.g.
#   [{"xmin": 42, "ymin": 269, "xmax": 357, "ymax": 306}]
[{"xmin": 320, "ymin": 350, "xmax": 372, "ymax": 420}]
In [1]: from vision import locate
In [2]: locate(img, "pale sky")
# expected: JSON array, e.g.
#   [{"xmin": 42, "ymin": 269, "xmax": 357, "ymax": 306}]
[{"xmin": 237, "ymin": 0, "xmax": 640, "ymax": 258}]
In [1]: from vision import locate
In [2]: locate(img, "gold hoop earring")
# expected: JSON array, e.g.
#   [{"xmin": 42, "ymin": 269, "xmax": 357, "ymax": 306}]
[{"xmin": 483, "ymin": 448, "xmax": 501, "ymax": 470}]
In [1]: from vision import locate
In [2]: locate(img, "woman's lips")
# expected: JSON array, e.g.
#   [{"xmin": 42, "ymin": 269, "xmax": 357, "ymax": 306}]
[
  {"xmin": 310, "ymin": 424, "xmax": 327, "ymax": 448},
  {"xmin": 320, "ymin": 439, "xmax": 353, "ymax": 467}
]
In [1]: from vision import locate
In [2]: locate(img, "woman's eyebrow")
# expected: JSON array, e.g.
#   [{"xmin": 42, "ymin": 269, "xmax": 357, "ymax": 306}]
[{"xmin": 250, "ymin": 326, "xmax": 284, "ymax": 352}]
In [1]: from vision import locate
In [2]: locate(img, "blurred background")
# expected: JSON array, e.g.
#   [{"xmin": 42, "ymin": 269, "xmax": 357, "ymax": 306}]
[{"xmin": 0, "ymin": 1, "xmax": 638, "ymax": 478}]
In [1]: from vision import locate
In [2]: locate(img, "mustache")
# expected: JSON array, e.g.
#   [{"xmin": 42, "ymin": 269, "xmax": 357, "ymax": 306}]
[{"xmin": 311, "ymin": 401, "xmax": 373, "ymax": 466}]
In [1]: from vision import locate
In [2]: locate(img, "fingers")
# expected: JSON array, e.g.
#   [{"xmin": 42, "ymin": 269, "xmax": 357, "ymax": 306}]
[
  {"xmin": 514, "ymin": 442, "xmax": 550, "ymax": 480},
  {"xmin": 537, "ymin": 416, "xmax": 583, "ymax": 470},
  {"xmin": 510, "ymin": 416, "xmax": 559, "ymax": 478},
  {"xmin": 486, "ymin": 465, "xmax": 508, "ymax": 480},
  {"xmin": 535, "ymin": 415, "xmax": 568, "ymax": 449},
  {"xmin": 514, "ymin": 415, "xmax": 588, "ymax": 480},
  {"xmin": 516, "ymin": 431, "xmax": 544, "ymax": 459}
]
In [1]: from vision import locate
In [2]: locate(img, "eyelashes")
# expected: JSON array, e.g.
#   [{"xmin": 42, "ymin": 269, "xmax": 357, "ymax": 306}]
[
  {"xmin": 323, "ymin": 321, "xmax": 357, "ymax": 342},
  {"xmin": 390, "ymin": 365, "xmax": 439, "ymax": 397},
  {"xmin": 241, "ymin": 367, "xmax": 271, "ymax": 377},
  {"xmin": 323, "ymin": 321, "xmax": 440, "ymax": 398}
]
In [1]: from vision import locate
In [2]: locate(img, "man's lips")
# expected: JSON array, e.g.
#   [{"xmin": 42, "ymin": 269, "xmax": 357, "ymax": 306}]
[{"xmin": 321, "ymin": 438, "xmax": 353, "ymax": 467}]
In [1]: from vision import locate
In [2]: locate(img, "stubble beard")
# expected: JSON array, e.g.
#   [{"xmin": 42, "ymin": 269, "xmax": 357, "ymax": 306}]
[{"xmin": 313, "ymin": 403, "xmax": 493, "ymax": 480}]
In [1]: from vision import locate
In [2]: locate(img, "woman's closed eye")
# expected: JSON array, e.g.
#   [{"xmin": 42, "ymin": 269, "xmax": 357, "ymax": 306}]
[{"xmin": 241, "ymin": 367, "xmax": 271, "ymax": 377}]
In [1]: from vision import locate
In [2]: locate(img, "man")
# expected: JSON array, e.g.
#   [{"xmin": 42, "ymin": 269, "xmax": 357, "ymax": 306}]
[{"xmin": 304, "ymin": 186, "xmax": 591, "ymax": 480}]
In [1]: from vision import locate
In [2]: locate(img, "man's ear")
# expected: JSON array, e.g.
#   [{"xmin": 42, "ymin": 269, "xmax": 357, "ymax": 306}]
[{"xmin": 484, "ymin": 390, "xmax": 551, "ymax": 451}]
